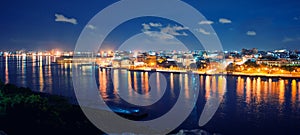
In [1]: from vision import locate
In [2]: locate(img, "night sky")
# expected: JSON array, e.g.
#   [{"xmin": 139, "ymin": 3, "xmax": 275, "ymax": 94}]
[{"xmin": 0, "ymin": 0, "xmax": 299, "ymax": 51}]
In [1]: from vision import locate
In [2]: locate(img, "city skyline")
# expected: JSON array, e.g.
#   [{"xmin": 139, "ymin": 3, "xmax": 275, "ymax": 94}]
[{"xmin": 0, "ymin": 0, "xmax": 299, "ymax": 51}]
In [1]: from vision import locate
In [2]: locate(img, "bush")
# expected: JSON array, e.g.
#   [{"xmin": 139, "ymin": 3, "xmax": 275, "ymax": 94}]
[{"xmin": 0, "ymin": 82, "xmax": 101, "ymax": 134}]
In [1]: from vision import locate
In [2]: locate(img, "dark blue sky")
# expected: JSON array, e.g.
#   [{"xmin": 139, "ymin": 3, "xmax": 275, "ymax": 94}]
[{"xmin": 0, "ymin": 0, "xmax": 299, "ymax": 51}]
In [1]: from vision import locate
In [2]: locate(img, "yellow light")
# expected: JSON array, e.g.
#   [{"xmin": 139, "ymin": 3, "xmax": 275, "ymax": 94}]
[{"xmin": 55, "ymin": 51, "xmax": 61, "ymax": 56}]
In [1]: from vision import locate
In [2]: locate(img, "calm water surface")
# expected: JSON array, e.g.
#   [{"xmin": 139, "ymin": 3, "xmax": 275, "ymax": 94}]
[{"xmin": 1, "ymin": 56, "xmax": 300, "ymax": 134}]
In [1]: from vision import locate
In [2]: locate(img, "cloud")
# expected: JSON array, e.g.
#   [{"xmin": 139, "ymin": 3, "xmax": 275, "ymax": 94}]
[
  {"xmin": 282, "ymin": 37, "xmax": 294, "ymax": 42},
  {"xmin": 246, "ymin": 31, "xmax": 256, "ymax": 36},
  {"xmin": 55, "ymin": 13, "xmax": 77, "ymax": 25},
  {"xmin": 219, "ymin": 18, "xmax": 232, "ymax": 24},
  {"xmin": 149, "ymin": 22, "xmax": 162, "ymax": 27},
  {"xmin": 143, "ymin": 31, "xmax": 174, "ymax": 40},
  {"xmin": 86, "ymin": 24, "xmax": 96, "ymax": 30},
  {"xmin": 196, "ymin": 28, "xmax": 211, "ymax": 35},
  {"xmin": 199, "ymin": 20, "xmax": 214, "ymax": 25},
  {"xmin": 142, "ymin": 23, "xmax": 188, "ymax": 39},
  {"xmin": 172, "ymin": 25, "xmax": 189, "ymax": 31},
  {"xmin": 160, "ymin": 25, "xmax": 188, "ymax": 36},
  {"xmin": 181, "ymin": 32, "xmax": 188, "ymax": 36},
  {"xmin": 142, "ymin": 23, "xmax": 151, "ymax": 30},
  {"xmin": 282, "ymin": 36, "xmax": 300, "ymax": 42},
  {"xmin": 294, "ymin": 17, "xmax": 299, "ymax": 20},
  {"xmin": 119, "ymin": 33, "xmax": 188, "ymax": 51}
]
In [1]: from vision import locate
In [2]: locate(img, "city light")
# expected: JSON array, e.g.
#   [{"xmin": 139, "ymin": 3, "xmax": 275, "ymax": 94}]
[{"xmin": 0, "ymin": 48, "xmax": 300, "ymax": 77}]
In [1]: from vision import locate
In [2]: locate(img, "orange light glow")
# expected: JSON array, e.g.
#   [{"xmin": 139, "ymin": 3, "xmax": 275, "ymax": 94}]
[{"xmin": 55, "ymin": 51, "xmax": 62, "ymax": 56}]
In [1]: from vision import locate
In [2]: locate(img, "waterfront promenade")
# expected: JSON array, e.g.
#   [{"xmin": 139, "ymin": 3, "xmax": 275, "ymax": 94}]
[{"xmin": 99, "ymin": 66, "xmax": 300, "ymax": 79}]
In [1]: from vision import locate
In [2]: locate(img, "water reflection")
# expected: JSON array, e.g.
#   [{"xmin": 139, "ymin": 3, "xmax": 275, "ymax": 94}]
[
  {"xmin": 256, "ymin": 77, "xmax": 261, "ymax": 103},
  {"xmin": 141, "ymin": 72, "xmax": 150, "ymax": 99},
  {"xmin": 246, "ymin": 77, "xmax": 251, "ymax": 104},
  {"xmin": 2, "ymin": 57, "xmax": 300, "ymax": 134},
  {"xmin": 157, "ymin": 72, "xmax": 161, "ymax": 94},
  {"xmin": 298, "ymin": 82, "xmax": 300, "ymax": 101},
  {"xmin": 204, "ymin": 76, "xmax": 226, "ymax": 101},
  {"xmin": 291, "ymin": 80, "xmax": 296, "ymax": 104},
  {"xmin": 21, "ymin": 55, "xmax": 26, "ymax": 86},
  {"xmin": 113, "ymin": 69, "xmax": 119, "ymax": 93},
  {"xmin": 39, "ymin": 56, "xmax": 44, "ymax": 92},
  {"xmin": 184, "ymin": 74, "xmax": 189, "ymax": 98},
  {"xmin": 170, "ymin": 73, "xmax": 175, "ymax": 97},
  {"xmin": 99, "ymin": 68, "xmax": 108, "ymax": 99},
  {"xmin": 145, "ymin": 72, "xmax": 149, "ymax": 92},
  {"xmin": 279, "ymin": 79, "xmax": 285, "ymax": 105},
  {"xmin": 0, "ymin": 56, "xmax": 73, "ymax": 97},
  {"xmin": 133, "ymin": 72, "xmax": 138, "ymax": 91},
  {"xmin": 237, "ymin": 77, "xmax": 244, "ymax": 96},
  {"xmin": 127, "ymin": 71, "xmax": 132, "ymax": 97},
  {"xmin": 2, "ymin": 56, "xmax": 300, "ymax": 111},
  {"xmin": 218, "ymin": 76, "xmax": 226, "ymax": 94},
  {"xmin": 5, "ymin": 57, "xmax": 9, "ymax": 84},
  {"xmin": 235, "ymin": 77, "xmax": 300, "ymax": 108}
]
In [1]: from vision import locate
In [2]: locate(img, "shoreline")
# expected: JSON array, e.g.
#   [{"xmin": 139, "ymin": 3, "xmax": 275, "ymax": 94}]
[{"xmin": 100, "ymin": 67, "xmax": 300, "ymax": 79}]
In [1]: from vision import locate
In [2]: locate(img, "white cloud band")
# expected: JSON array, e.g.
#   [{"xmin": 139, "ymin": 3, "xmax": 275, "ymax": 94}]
[
  {"xmin": 246, "ymin": 31, "xmax": 256, "ymax": 36},
  {"xmin": 55, "ymin": 13, "xmax": 78, "ymax": 25},
  {"xmin": 219, "ymin": 18, "xmax": 232, "ymax": 24}
]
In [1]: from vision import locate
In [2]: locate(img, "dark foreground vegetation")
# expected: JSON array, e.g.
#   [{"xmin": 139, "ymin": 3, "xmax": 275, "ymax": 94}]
[{"xmin": 0, "ymin": 81, "xmax": 102, "ymax": 135}]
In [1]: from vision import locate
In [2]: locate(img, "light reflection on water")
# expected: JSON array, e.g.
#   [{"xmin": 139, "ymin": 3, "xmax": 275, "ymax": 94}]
[
  {"xmin": 0, "ymin": 56, "xmax": 75, "ymax": 98},
  {"xmin": 1, "ymin": 56, "xmax": 300, "ymax": 134},
  {"xmin": 236, "ymin": 77, "xmax": 299, "ymax": 109},
  {"xmin": 5, "ymin": 57, "xmax": 9, "ymax": 84}
]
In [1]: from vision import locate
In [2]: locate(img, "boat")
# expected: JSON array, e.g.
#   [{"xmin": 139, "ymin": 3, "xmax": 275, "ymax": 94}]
[{"xmin": 110, "ymin": 107, "xmax": 148, "ymax": 120}]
